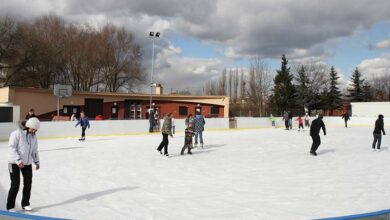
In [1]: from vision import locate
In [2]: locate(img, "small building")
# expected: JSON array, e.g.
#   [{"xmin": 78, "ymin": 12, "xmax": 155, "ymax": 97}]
[{"xmin": 0, "ymin": 86, "xmax": 229, "ymax": 121}]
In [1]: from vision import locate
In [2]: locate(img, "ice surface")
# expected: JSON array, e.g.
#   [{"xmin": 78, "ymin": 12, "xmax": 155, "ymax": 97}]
[{"xmin": 0, "ymin": 127, "xmax": 389, "ymax": 220}]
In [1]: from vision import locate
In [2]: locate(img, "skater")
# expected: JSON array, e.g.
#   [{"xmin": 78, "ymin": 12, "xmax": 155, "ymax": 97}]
[
  {"xmin": 157, "ymin": 113, "xmax": 173, "ymax": 156},
  {"xmin": 283, "ymin": 111, "xmax": 289, "ymax": 130},
  {"xmin": 185, "ymin": 114, "xmax": 194, "ymax": 127},
  {"xmin": 269, "ymin": 114, "xmax": 276, "ymax": 127},
  {"xmin": 25, "ymin": 108, "xmax": 36, "ymax": 120},
  {"xmin": 7, "ymin": 117, "xmax": 40, "ymax": 212},
  {"xmin": 372, "ymin": 114, "xmax": 386, "ymax": 152},
  {"xmin": 172, "ymin": 116, "xmax": 176, "ymax": 135},
  {"xmin": 342, "ymin": 112, "xmax": 350, "ymax": 128},
  {"xmin": 181, "ymin": 123, "xmax": 195, "ymax": 155},
  {"xmin": 304, "ymin": 113, "xmax": 311, "ymax": 128},
  {"xmin": 75, "ymin": 111, "xmax": 90, "ymax": 141},
  {"xmin": 148, "ymin": 107, "xmax": 155, "ymax": 133},
  {"xmin": 310, "ymin": 114, "xmax": 326, "ymax": 156},
  {"xmin": 296, "ymin": 115, "xmax": 304, "ymax": 131},
  {"xmin": 288, "ymin": 111, "xmax": 293, "ymax": 130},
  {"xmin": 193, "ymin": 109, "xmax": 206, "ymax": 148}
]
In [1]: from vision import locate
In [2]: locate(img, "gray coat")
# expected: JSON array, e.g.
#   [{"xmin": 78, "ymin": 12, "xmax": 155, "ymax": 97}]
[
  {"xmin": 161, "ymin": 116, "xmax": 172, "ymax": 135},
  {"xmin": 8, "ymin": 129, "xmax": 40, "ymax": 165}
]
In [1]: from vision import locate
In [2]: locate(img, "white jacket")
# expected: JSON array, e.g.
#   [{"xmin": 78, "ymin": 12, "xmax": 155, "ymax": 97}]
[{"xmin": 8, "ymin": 129, "xmax": 40, "ymax": 165}]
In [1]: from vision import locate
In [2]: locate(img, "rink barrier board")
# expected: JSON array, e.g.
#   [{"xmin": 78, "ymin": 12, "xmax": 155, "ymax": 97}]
[
  {"xmin": 0, "ymin": 210, "xmax": 69, "ymax": 220},
  {"xmin": 318, "ymin": 209, "xmax": 390, "ymax": 220}
]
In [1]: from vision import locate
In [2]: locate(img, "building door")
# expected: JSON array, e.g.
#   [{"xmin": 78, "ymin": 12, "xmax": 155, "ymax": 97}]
[
  {"xmin": 124, "ymin": 100, "xmax": 142, "ymax": 120},
  {"xmin": 84, "ymin": 99, "xmax": 103, "ymax": 118},
  {"xmin": 0, "ymin": 107, "xmax": 13, "ymax": 122}
]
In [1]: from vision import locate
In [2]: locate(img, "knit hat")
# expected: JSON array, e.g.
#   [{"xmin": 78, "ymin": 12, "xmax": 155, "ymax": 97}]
[
  {"xmin": 26, "ymin": 117, "xmax": 40, "ymax": 130},
  {"xmin": 379, "ymin": 114, "xmax": 384, "ymax": 119}
]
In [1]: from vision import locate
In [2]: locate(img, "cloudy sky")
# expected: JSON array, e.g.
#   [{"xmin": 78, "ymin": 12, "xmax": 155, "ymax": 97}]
[{"xmin": 2, "ymin": 0, "xmax": 390, "ymax": 92}]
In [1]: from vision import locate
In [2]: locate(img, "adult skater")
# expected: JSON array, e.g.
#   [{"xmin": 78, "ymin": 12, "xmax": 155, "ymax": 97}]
[
  {"xmin": 193, "ymin": 109, "xmax": 206, "ymax": 148},
  {"xmin": 288, "ymin": 111, "xmax": 293, "ymax": 130},
  {"xmin": 283, "ymin": 111, "xmax": 289, "ymax": 130},
  {"xmin": 75, "ymin": 111, "xmax": 90, "ymax": 141},
  {"xmin": 181, "ymin": 123, "xmax": 195, "ymax": 155},
  {"xmin": 157, "ymin": 113, "xmax": 173, "ymax": 156},
  {"xmin": 304, "ymin": 113, "xmax": 310, "ymax": 128},
  {"xmin": 270, "ymin": 114, "xmax": 276, "ymax": 128},
  {"xmin": 7, "ymin": 118, "xmax": 40, "ymax": 212},
  {"xmin": 372, "ymin": 114, "xmax": 386, "ymax": 152},
  {"xmin": 342, "ymin": 112, "xmax": 350, "ymax": 128},
  {"xmin": 25, "ymin": 109, "xmax": 36, "ymax": 120},
  {"xmin": 148, "ymin": 107, "xmax": 155, "ymax": 133},
  {"xmin": 310, "ymin": 114, "xmax": 326, "ymax": 156}
]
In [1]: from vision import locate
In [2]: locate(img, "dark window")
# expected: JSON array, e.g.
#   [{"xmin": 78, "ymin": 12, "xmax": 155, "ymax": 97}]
[
  {"xmin": 84, "ymin": 99, "xmax": 103, "ymax": 118},
  {"xmin": 179, "ymin": 106, "xmax": 188, "ymax": 116},
  {"xmin": 211, "ymin": 106, "xmax": 219, "ymax": 115},
  {"xmin": 0, "ymin": 107, "xmax": 13, "ymax": 122}
]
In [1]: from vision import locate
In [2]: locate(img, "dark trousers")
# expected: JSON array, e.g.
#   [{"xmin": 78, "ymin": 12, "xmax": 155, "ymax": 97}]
[
  {"xmin": 157, "ymin": 133, "xmax": 169, "ymax": 154},
  {"xmin": 149, "ymin": 120, "xmax": 154, "ymax": 133},
  {"xmin": 181, "ymin": 141, "xmax": 192, "ymax": 154},
  {"xmin": 7, "ymin": 164, "xmax": 32, "ymax": 210},
  {"xmin": 173, "ymin": 126, "xmax": 176, "ymax": 134},
  {"xmin": 310, "ymin": 134, "xmax": 321, "ymax": 153},
  {"xmin": 372, "ymin": 133, "xmax": 382, "ymax": 149},
  {"xmin": 299, "ymin": 124, "xmax": 304, "ymax": 129},
  {"xmin": 81, "ymin": 127, "xmax": 86, "ymax": 138},
  {"xmin": 344, "ymin": 120, "xmax": 348, "ymax": 128},
  {"xmin": 285, "ymin": 120, "xmax": 289, "ymax": 129}
]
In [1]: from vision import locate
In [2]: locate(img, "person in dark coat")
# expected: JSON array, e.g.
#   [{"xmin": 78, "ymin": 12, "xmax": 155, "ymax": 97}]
[
  {"xmin": 149, "ymin": 108, "xmax": 155, "ymax": 133},
  {"xmin": 372, "ymin": 114, "xmax": 386, "ymax": 152},
  {"xmin": 181, "ymin": 123, "xmax": 195, "ymax": 155},
  {"xmin": 310, "ymin": 114, "xmax": 326, "ymax": 156},
  {"xmin": 25, "ymin": 109, "xmax": 36, "ymax": 120},
  {"xmin": 288, "ymin": 111, "xmax": 293, "ymax": 130},
  {"xmin": 157, "ymin": 113, "xmax": 173, "ymax": 156},
  {"xmin": 342, "ymin": 112, "xmax": 350, "ymax": 128},
  {"xmin": 283, "ymin": 111, "xmax": 289, "ymax": 130}
]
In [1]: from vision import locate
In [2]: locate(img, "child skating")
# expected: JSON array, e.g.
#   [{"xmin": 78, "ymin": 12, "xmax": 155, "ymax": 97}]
[
  {"xmin": 181, "ymin": 123, "xmax": 195, "ymax": 155},
  {"xmin": 296, "ymin": 115, "xmax": 304, "ymax": 131},
  {"xmin": 75, "ymin": 111, "xmax": 90, "ymax": 141}
]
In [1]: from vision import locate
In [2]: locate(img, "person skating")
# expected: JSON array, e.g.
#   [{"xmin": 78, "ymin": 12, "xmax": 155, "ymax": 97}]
[
  {"xmin": 288, "ymin": 111, "xmax": 293, "ymax": 130},
  {"xmin": 372, "ymin": 114, "xmax": 386, "ymax": 152},
  {"xmin": 296, "ymin": 115, "xmax": 304, "ymax": 131},
  {"xmin": 270, "ymin": 114, "xmax": 276, "ymax": 128},
  {"xmin": 310, "ymin": 114, "xmax": 326, "ymax": 156},
  {"xmin": 304, "ymin": 113, "xmax": 310, "ymax": 128},
  {"xmin": 342, "ymin": 112, "xmax": 350, "ymax": 128},
  {"xmin": 181, "ymin": 123, "xmax": 195, "ymax": 155},
  {"xmin": 193, "ymin": 109, "xmax": 206, "ymax": 148},
  {"xmin": 75, "ymin": 111, "xmax": 90, "ymax": 141},
  {"xmin": 148, "ymin": 107, "xmax": 155, "ymax": 133},
  {"xmin": 283, "ymin": 111, "xmax": 289, "ymax": 130},
  {"xmin": 7, "ymin": 118, "xmax": 40, "ymax": 212},
  {"xmin": 157, "ymin": 113, "xmax": 173, "ymax": 156}
]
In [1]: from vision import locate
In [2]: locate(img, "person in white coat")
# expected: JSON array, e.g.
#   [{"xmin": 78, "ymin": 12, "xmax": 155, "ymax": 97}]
[{"xmin": 7, "ymin": 117, "xmax": 40, "ymax": 212}]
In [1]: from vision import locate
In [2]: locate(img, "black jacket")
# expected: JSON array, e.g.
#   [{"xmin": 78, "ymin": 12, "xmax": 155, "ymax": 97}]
[
  {"xmin": 310, "ymin": 118, "xmax": 326, "ymax": 136},
  {"xmin": 342, "ymin": 113, "xmax": 350, "ymax": 121},
  {"xmin": 373, "ymin": 118, "xmax": 385, "ymax": 135}
]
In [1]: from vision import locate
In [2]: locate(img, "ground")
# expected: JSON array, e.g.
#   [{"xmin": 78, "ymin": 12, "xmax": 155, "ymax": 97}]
[{"xmin": 0, "ymin": 126, "xmax": 389, "ymax": 220}]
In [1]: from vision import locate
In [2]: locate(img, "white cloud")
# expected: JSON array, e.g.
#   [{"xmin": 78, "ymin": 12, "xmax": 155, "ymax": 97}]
[
  {"xmin": 358, "ymin": 54, "xmax": 390, "ymax": 78},
  {"xmin": 371, "ymin": 39, "xmax": 390, "ymax": 50}
]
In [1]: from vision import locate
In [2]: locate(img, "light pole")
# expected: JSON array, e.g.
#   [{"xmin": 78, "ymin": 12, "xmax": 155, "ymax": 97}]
[{"xmin": 149, "ymin": 31, "xmax": 160, "ymax": 114}]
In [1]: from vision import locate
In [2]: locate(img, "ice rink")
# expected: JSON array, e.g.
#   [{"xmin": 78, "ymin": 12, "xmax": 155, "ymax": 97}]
[{"xmin": 0, "ymin": 126, "xmax": 389, "ymax": 220}]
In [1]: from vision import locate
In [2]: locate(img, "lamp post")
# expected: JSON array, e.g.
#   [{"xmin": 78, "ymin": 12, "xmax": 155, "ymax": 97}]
[{"xmin": 149, "ymin": 31, "xmax": 160, "ymax": 114}]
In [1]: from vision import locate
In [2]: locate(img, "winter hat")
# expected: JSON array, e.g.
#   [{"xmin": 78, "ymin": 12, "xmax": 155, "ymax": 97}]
[
  {"xmin": 26, "ymin": 117, "xmax": 40, "ymax": 130},
  {"xmin": 379, "ymin": 114, "xmax": 384, "ymax": 119}
]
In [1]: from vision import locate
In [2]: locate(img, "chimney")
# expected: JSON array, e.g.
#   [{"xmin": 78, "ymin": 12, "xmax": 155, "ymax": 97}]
[{"xmin": 155, "ymin": 84, "xmax": 163, "ymax": 95}]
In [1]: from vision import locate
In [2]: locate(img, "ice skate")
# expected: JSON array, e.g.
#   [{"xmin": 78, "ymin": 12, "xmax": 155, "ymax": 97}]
[
  {"xmin": 372, "ymin": 148, "xmax": 376, "ymax": 152},
  {"xmin": 376, "ymin": 149, "xmax": 381, "ymax": 152},
  {"xmin": 201, "ymin": 143, "xmax": 204, "ymax": 149},
  {"xmin": 188, "ymin": 151, "xmax": 192, "ymax": 155},
  {"xmin": 157, "ymin": 149, "xmax": 162, "ymax": 154},
  {"xmin": 310, "ymin": 151, "xmax": 317, "ymax": 156},
  {"xmin": 22, "ymin": 206, "xmax": 33, "ymax": 212},
  {"xmin": 7, "ymin": 208, "xmax": 16, "ymax": 213}
]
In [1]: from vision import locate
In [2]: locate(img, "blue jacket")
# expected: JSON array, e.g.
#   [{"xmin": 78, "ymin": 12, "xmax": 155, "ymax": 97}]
[
  {"xmin": 75, "ymin": 117, "xmax": 90, "ymax": 128},
  {"xmin": 193, "ymin": 115, "xmax": 205, "ymax": 133}
]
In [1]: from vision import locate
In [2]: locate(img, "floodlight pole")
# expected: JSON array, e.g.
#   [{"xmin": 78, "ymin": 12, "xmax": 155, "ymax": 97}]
[
  {"xmin": 149, "ymin": 32, "xmax": 160, "ymax": 114},
  {"xmin": 57, "ymin": 96, "xmax": 60, "ymax": 121}
]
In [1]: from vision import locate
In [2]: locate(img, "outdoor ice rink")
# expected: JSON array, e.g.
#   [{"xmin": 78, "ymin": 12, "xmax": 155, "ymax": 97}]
[{"xmin": 0, "ymin": 126, "xmax": 389, "ymax": 220}]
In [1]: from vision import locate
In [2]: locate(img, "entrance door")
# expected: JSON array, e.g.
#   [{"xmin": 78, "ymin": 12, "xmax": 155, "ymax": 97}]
[{"xmin": 84, "ymin": 99, "xmax": 103, "ymax": 118}]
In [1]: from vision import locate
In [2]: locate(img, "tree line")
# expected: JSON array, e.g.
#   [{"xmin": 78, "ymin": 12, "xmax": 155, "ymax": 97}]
[
  {"xmin": 0, "ymin": 15, "xmax": 144, "ymax": 92},
  {"xmin": 205, "ymin": 55, "xmax": 390, "ymax": 117}
]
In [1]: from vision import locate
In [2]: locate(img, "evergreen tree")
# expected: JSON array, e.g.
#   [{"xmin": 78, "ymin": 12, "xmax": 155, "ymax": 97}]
[
  {"xmin": 295, "ymin": 65, "xmax": 310, "ymax": 113},
  {"xmin": 327, "ymin": 66, "xmax": 343, "ymax": 114},
  {"xmin": 271, "ymin": 54, "xmax": 296, "ymax": 114},
  {"xmin": 348, "ymin": 68, "xmax": 364, "ymax": 102},
  {"xmin": 362, "ymin": 81, "xmax": 373, "ymax": 102}
]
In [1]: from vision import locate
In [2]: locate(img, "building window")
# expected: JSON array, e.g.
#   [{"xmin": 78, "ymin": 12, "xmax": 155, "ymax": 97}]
[
  {"xmin": 211, "ymin": 106, "xmax": 219, "ymax": 115},
  {"xmin": 179, "ymin": 106, "xmax": 188, "ymax": 116}
]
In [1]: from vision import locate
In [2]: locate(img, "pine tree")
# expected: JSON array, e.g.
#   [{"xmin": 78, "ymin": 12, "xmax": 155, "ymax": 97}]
[
  {"xmin": 362, "ymin": 81, "xmax": 373, "ymax": 102},
  {"xmin": 271, "ymin": 54, "xmax": 296, "ymax": 114},
  {"xmin": 327, "ymin": 66, "xmax": 343, "ymax": 114},
  {"xmin": 348, "ymin": 68, "xmax": 364, "ymax": 102},
  {"xmin": 295, "ymin": 65, "xmax": 310, "ymax": 111}
]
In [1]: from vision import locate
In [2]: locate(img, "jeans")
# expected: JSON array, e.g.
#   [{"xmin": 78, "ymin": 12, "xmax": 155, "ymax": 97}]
[
  {"xmin": 149, "ymin": 120, "xmax": 154, "ymax": 133},
  {"xmin": 372, "ymin": 133, "xmax": 382, "ymax": 149},
  {"xmin": 195, "ymin": 132, "xmax": 203, "ymax": 144},
  {"xmin": 7, "ymin": 164, "xmax": 33, "ymax": 210},
  {"xmin": 81, "ymin": 127, "xmax": 86, "ymax": 138}
]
